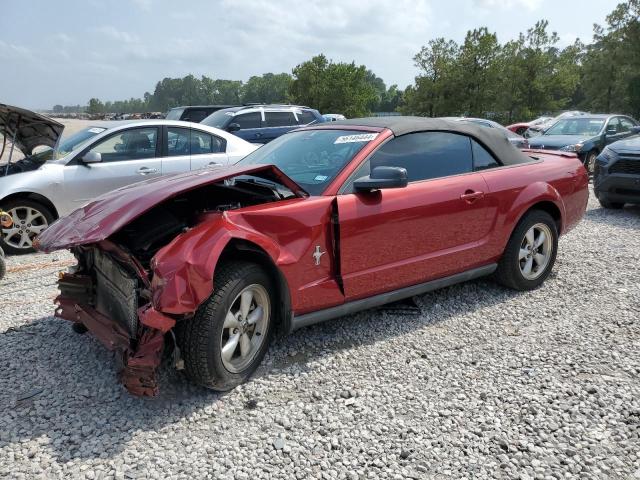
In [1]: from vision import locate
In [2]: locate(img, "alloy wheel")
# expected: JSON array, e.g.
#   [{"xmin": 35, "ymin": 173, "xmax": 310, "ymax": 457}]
[
  {"xmin": 2, "ymin": 206, "xmax": 49, "ymax": 250},
  {"xmin": 518, "ymin": 223, "xmax": 553, "ymax": 280},
  {"xmin": 220, "ymin": 284, "xmax": 270, "ymax": 373}
]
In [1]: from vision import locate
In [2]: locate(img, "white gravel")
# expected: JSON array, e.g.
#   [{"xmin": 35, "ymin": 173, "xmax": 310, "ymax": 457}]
[{"xmin": 1, "ymin": 189, "xmax": 639, "ymax": 479}]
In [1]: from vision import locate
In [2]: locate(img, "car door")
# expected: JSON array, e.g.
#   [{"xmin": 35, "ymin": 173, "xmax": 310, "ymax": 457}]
[
  {"xmin": 62, "ymin": 126, "xmax": 161, "ymax": 208},
  {"xmin": 262, "ymin": 110, "xmax": 298, "ymax": 143},
  {"xmin": 618, "ymin": 117, "xmax": 638, "ymax": 141},
  {"xmin": 230, "ymin": 111, "xmax": 264, "ymax": 143},
  {"xmin": 188, "ymin": 128, "xmax": 229, "ymax": 169},
  {"xmin": 604, "ymin": 117, "xmax": 624, "ymax": 146},
  {"xmin": 161, "ymin": 126, "xmax": 191, "ymax": 176},
  {"xmin": 336, "ymin": 132, "xmax": 494, "ymax": 301}
]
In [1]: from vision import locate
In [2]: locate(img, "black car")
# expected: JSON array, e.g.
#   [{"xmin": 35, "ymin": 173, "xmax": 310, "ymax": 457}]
[
  {"xmin": 528, "ymin": 114, "xmax": 639, "ymax": 173},
  {"xmin": 165, "ymin": 105, "xmax": 237, "ymax": 123},
  {"xmin": 594, "ymin": 128, "xmax": 640, "ymax": 208}
]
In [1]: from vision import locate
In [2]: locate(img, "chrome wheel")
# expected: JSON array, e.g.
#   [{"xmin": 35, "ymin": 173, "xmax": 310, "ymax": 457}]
[
  {"xmin": 2, "ymin": 206, "xmax": 49, "ymax": 250},
  {"xmin": 220, "ymin": 284, "xmax": 270, "ymax": 373},
  {"xmin": 586, "ymin": 152, "xmax": 597, "ymax": 174},
  {"xmin": 519, "ymin": 223, "xmax": 553, "ymax": 280}
]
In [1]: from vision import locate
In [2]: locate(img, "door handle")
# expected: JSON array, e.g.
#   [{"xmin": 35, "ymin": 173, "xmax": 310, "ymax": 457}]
[
  {"xmin": 137, "ymin": 167, "xmax": 158, "ymax": 175},
  {"xmin": 208, "ymin": 161, "xmax": 222, "ymax": 167},
  {"xmin": 255, "ymin": 133, "xmax": 263, "ymax": 138},
  {"xmin": 460, "ymin": 190, "xmax": 484, "ymax": 203}
]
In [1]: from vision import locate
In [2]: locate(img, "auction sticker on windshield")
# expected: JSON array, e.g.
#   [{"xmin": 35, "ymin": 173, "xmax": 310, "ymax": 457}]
[{"xmin": 334, "ymin": 133, "xmax": 378, "ymax": 144}]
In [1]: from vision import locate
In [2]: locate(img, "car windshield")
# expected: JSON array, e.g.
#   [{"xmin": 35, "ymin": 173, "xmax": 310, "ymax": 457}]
[
  {"xmin": 32, "ymin": 127, "xmax": 107, "ymax": 162},
  {"xmin": 545, "ymin": 118, "xmax": 604, "ymax": 136},
  {"xmin": 165, "ymin": 108, "xmax": 184, "ymax": 120},
  {"xmin": 237, "ymin": 129, "xmax": 377, "ymax": 195},
  {"xmin": 201, "ymin": 110, "xmax": 234, "ymax": 128}
]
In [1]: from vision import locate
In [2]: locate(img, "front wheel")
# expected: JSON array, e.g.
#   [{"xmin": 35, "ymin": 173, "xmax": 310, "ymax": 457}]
[
  {"xmin": 585, "ymin": 151, "xmax": 597, "ymax": 175},
  {"xmin": 495, "ymin": 210, "xmax": 558, "ymax": 291},
  {"xmin": 597, "ymin": 197, "xmax": 624, "ymax": 209},
  {"xmin": 176, "ymin": 261, "xmax": 275, "ymax": 391},
  {"xmin": 0, "ymin": 199, "xmax": 55, "ymax": 254}
]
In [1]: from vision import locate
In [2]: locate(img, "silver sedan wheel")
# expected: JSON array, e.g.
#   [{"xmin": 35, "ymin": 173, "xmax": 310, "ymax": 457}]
[
  {"xmin": 220, "ymin": 284, "xmax": 270, "ymax": 373},
  {"xmin": 519, "ymin": 223, "xmax": 553, "ymax": 280},
  {"xmin": 2, "ymin": 206, "xmax": 49, "ymax": 250}
]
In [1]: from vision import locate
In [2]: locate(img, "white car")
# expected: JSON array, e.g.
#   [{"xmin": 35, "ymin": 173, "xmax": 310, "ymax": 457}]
[{"xmin": 0, "ymin": 119, "xmax": 258, "ymax": 254}]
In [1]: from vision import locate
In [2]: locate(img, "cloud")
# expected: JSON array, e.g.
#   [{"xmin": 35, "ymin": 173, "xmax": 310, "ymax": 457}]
[
  {"xmin": 132, "ymin": 0, "xmax": 152, "ymax": 11},
  {"xmin": 0, "ymin": 41, "xmax": 33, "ymax": 60},
  {"xmin": 95, "ymin": 26, "xmax": 139, "ymax": 44},
  {"xmin": 474, "ymin": 0, "xmax": 542, "ymax": 11}
]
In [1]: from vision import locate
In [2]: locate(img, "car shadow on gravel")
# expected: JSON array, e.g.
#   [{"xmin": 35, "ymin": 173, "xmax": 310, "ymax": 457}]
[{"xmin": 0, "ymin": 277, "xmax": 526, "ymax": 462}]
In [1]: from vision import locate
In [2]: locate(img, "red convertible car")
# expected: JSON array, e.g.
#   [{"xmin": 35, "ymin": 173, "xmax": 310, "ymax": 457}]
[{"xmin": 36, "ymin": 118, "xmax": 589, "ymax": 396}]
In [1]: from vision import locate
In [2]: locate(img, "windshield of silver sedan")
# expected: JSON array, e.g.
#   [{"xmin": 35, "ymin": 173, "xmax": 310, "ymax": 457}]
[{"xmin": 237, "ymin": 129, "xmax": 377, "ymax": 195}]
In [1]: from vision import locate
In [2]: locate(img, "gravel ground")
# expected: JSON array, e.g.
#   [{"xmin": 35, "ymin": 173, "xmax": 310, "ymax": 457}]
[{"xmin": 1, "ymin": 190, "xmax": 639, "ymax": 480}]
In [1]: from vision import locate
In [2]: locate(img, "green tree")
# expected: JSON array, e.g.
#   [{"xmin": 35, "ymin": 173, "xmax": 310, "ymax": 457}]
[
  {"xmin": 87, "ymin": 98, "xmax": 104, "ymax": 114},
  {"xmin": 405, "ymin": 38, "xmax": 459, "ymax": 116},
  {"xmin": 289, "ymin": 54, "xmax": 377, "ymax": 117},
  {"xmin": 242, "ymin": 73, "xmax": 292, "ymax": 104}
]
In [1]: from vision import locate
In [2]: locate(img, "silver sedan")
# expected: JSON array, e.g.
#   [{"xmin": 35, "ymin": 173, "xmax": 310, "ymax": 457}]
[{"xmin": 0, "ymin": 120, "xmax": 258, "ymax": 254}]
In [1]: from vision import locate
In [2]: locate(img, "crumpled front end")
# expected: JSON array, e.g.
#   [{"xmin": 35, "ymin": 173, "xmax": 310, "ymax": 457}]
[{"xmin": 55, "ymin": 241, "xmax": 176, "ymax": 396}]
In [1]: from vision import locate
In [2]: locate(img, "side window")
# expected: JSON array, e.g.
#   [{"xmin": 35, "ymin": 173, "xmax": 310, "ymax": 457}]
[
  {"xmin": 606, "ymin": 117, "xmax": 620, "ymax": 134},
  {"xmin": 367, "ymin": 132, "xmax": 473, "ymax": 182},
  {"xmin": 265, "ymin": 111, "xmax": 297, "ymax": 127},
  {"xmin": 167, "ymin": 127, "xmax": 191, "ymax": 157},
  {"xmin": 296, "ymin": 111, "xmax": 317, "ymax": 125},
  {"xmin": 183, "ymin": 109, "xmax": 209, "ymax": 123},
  {"xmin": 191, "ymin": 130, "xmax": 224, "ymax": 154},
  {"xmin": 88, "ymin": 127, "xmax": 158, "ymax": 162},
  {"xmin": 233, "ymin": 112, "xmax": 262, "ymax": 129},
  {"xmin": 471, "ymin": 140, "xmax": 500, "ymax": 171},
  {"xmin": 619, "ymin": 117, "xmax": 635, "ymax": 133}
]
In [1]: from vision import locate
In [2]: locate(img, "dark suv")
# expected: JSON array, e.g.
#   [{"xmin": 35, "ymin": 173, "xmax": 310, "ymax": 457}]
[
  {"xmin": 201, "ymin": 105, "xmax": 324, "ymax": 143},
  {"xmin": 165, "ymin": 105, "xmax": 237, "ymax": 123},
  {"xmin": 594, "ymin": 127, "xmax": 640, "ymax": 208}
]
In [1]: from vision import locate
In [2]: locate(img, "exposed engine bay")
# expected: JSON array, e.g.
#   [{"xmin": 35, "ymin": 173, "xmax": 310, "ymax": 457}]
[{"xmin": 110, "ymin": 176, "xmax": 294, "ymax": 267}]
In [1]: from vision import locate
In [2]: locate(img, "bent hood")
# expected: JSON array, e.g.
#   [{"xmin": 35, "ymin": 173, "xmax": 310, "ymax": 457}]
[
  {"xmin": 528, "ymin": 134, "xmax": 592, "ymax": 150},
  {"xmin": 0, "ymin": 103, "xmax": 64, "ymax": 156},
  {"xmin": 35, "ymin": 164, "xmax": 306, "ymax": 252}
]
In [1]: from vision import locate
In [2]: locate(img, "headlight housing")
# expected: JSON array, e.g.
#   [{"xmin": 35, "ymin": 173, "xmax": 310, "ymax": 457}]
[
  {"xmin": 596, "ymin": 147, "xmax": 616, "ymax": 166},
  {"xmin": 560, "ymin": 143, "xmax": 583, "ymax": 152}
]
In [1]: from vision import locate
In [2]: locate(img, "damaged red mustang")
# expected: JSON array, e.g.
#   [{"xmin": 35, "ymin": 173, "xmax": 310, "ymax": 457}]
[{"xmin": 36, "ymin": 117, "xmax": 589, "ymax": 396}]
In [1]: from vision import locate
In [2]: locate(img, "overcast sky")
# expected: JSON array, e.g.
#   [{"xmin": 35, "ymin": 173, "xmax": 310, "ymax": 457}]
[{"xmin": 0, "ymin": 0, "xmax": 621, "ymax": 109}]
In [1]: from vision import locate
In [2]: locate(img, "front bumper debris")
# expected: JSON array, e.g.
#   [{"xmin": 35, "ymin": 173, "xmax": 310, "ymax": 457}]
[{"xmin": 56, "ymin": 272, "xmax": 175, "ymax": 396}]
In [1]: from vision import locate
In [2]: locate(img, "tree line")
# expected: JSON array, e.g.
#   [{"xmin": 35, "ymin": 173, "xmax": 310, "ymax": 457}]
[{"xmin": 68, "ymin": 0, "xmax": 638, "ymax": 123}]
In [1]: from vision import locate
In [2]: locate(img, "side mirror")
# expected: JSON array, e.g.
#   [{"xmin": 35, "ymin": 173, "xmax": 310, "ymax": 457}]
[
  {"xmin": 354, "ymin": 166, "xmax": 408, "ymax": 192},
  {"xmin": 630, "ymin": 126, "xmax": 640, "ymax": 135},
  {"xmin": 227, "ymin": 123, "xmax": 241, "ymax": 132},
  {"xmin": 81, "ymin": 151, "xmax": 102, "ymax": 164}
]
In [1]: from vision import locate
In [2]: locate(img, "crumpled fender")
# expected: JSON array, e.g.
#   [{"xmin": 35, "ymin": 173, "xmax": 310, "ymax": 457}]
[
  {"xmin": 505, "ymin": 181, "xmax": 566, "ymax": 233},
  {"xmin": 149, "ymin": 211, "xmax": 281, "ymax": 315}
]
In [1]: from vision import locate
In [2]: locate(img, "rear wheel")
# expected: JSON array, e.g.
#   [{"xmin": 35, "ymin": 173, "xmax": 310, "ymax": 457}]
[
  {"xmin": 176, "ymin": 261, "xmax": 275, "ymax": 391},
  {"xmin": 0, "ymin": 199, "xmax": 54, "ymax": 254},
  {"xmin": 0, "ymin": 249, "xmax": 5, "ymax": 280},
  {"xmin": 495, "ymin": 210, "xmax": 558, "ymax": 291}
]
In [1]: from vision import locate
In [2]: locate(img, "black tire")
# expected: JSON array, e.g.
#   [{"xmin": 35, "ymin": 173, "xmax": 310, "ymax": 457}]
[
  {"xmin": 597, "ymin": 197, "xmax": 624, "ymax": 209},
  {"xmin": 495, "ymin": 210, "xmax": 558, "ymax": 291},
  {"xmin": 0, "ymin": 199, "xmax": 55, "ymax": 255},
  {"xmin": 176, "ymin": 261, "xmax": 275, "ymax": 391},
  {"xmin": 0, "ymin": 255, "xmax": 5, "ymax": 280}
]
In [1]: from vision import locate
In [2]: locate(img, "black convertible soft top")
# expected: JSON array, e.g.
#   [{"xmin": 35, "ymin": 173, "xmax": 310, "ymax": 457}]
[{"xmin": 330, "ymin": 116, "xmax": 532, "ymax": 166}]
